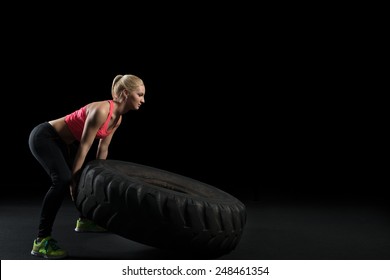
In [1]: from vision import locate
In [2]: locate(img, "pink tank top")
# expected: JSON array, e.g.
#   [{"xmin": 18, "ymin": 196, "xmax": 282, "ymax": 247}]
[{"xmin": 65, "ymin": 100, "xmax": 114, "ymax": 141}]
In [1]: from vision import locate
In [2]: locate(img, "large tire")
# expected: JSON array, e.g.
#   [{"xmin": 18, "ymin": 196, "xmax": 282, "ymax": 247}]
[{"xmin": 75, "ymin": 159, "xmax": 247, "ymax": 257}]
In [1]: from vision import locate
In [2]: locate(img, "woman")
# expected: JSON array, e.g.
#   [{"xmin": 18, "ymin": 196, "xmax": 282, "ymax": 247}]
[{"xmin": 28, "ymin": 74, "xmax": 145, "ymax": 259}]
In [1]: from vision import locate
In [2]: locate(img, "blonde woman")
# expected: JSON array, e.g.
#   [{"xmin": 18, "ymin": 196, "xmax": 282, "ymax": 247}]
[{"xmin": 28, "ymin": 74, "xmax": 145, "ymax": 259}]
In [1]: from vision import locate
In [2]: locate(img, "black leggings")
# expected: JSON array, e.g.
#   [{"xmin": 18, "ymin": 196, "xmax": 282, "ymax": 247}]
[{"xmin": 28, "ymin": 122, "xmax": 78, "ymax": 238}]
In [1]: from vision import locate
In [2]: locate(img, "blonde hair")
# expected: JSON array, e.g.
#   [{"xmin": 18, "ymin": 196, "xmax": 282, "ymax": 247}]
[{"xmin": 111, "ymin": 74, "xmax": 144, "ymax": 101}]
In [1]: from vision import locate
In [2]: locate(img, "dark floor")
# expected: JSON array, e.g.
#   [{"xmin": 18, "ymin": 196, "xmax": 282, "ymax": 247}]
[{"xmin": 1, "ymin": 194, "xmax": 389, "ymax": 260}]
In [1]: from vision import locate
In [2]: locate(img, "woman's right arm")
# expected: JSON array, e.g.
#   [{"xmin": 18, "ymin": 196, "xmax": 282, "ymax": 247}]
[{"xmin": 70, "ymin": 104, "xmax": 107, "ymax": 201}]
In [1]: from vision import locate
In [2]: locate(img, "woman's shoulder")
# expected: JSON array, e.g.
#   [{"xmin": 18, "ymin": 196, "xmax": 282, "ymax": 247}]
[
  {"xmin": 86, "ymin": 100, "xmax": 110, "ymax": 111},
  {"xmin": 86, "ymin": 100, "xmax": 111, "ymax": 118}
]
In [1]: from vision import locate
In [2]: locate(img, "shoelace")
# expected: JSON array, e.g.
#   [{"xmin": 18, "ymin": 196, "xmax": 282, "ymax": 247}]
[{"xmin": 43, "ymin": 238, "xmax": 61, "ymax": 251}]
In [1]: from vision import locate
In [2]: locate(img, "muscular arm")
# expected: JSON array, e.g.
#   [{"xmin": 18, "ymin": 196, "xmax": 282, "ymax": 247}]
[{"xmin": 70, "ymin": 104, "xmax": 107, "ymax": 200}]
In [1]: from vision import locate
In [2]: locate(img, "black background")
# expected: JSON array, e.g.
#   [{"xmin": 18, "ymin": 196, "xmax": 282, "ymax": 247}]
[{"xmin": 1, "ymin": 7, "xmax": 385, "ymax": 204}]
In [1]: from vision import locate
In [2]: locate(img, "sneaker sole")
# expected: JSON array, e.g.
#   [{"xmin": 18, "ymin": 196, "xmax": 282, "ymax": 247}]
[
  {"xmin": 31, "ymin": 251, "xmax": 68, "ymax": 259},
  {"xmin": 74, "ymin": 228, "xmax": 107, "ymax": 233}
]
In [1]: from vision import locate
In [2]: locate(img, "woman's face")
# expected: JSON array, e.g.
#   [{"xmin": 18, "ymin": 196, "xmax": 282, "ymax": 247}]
[{"xmin": 126, "ymin": 85, "xmax": 145, "ymax": 110}]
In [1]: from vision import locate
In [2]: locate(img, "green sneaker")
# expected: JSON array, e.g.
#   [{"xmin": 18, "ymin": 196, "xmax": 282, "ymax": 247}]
[
  {"xmin": 31, "ymin": 236, "xmax": 67, "ymax": 259},
  {"xmin": 75, "ymin": 218, "xmax": 107, "ymax": 233}
]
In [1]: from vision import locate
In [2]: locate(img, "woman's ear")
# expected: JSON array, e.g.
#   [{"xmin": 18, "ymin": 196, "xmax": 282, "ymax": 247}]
[
  {"xmin": 117, "ymin": 90, "xmax": 127, "ymax": 103},
  {"xmin": 124, "ymin": 90, "xmax": 129, "ymax": 100}
]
